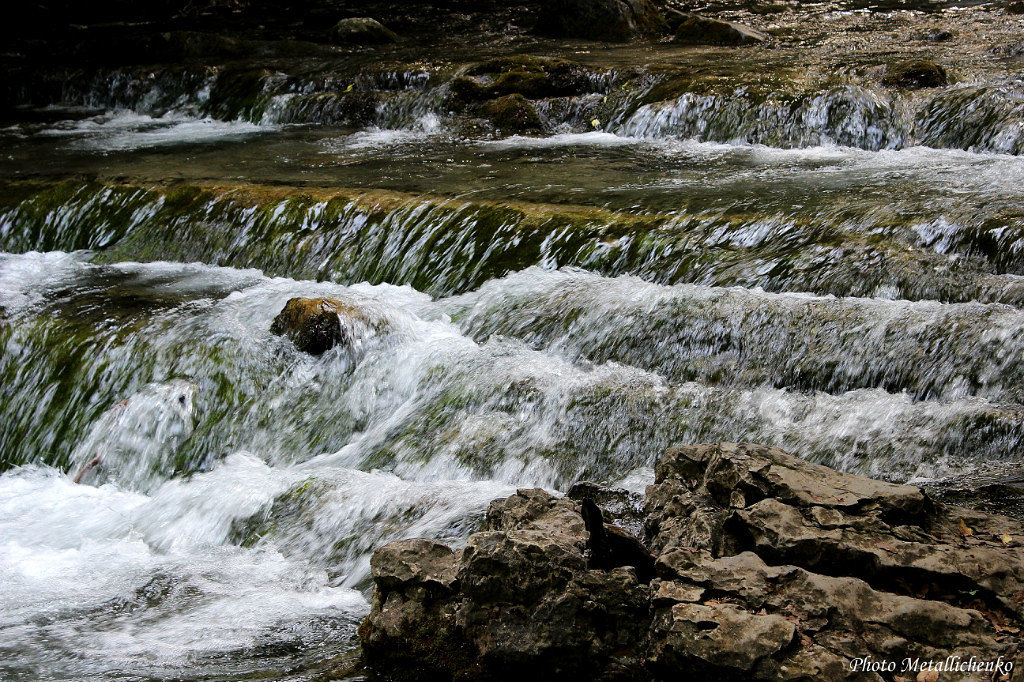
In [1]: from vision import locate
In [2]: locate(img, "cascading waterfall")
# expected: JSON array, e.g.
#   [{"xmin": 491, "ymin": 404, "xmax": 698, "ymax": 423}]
[
  {"xmin": 5, "ymin": 10, "xmax": 1024, "ymax": 678},
  {"xmin": 8, "ymin": 62, "xmax": 1024, "ymax": 154}
]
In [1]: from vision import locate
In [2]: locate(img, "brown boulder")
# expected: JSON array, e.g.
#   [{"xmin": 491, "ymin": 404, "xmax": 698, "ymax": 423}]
[
  {"xmin": 360, "ymin": 444, "xmax": 1024, "ymax": 681},
  {"xmin": 270, "ymin": 297, "xmax": 361, "ymax": 355}
]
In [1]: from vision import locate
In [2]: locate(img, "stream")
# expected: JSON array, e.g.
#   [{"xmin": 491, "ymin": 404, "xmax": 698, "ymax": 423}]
[{"xmin": 3, "ymin": 5, "xmax": 1024, "ymax": 679}]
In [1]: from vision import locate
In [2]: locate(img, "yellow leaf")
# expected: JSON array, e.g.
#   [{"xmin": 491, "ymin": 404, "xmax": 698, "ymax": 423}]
[
  {"xmin": 1002, "ymin": 533, "xmax": 1013, "ymax": 545},
  {"xmin": 346, "ymin": 83, "xmax": 354, "ymax": 92},
  {"xmin": 958, "ymin": 518, "xmax": 974, "ymax": 538},
  {"xmin": 590, "ymin": 118, "xmax": 601, "ymax": 128}
]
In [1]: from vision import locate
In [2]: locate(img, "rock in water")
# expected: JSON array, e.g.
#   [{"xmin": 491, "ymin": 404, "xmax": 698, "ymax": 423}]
[
  {"xmin": 882, "ymin": 59, "xmax": 948, "ymax": 89},
  {"xmin": 535, "ymin": 0, "xmax": 665, "ymax": 42},
  {"xmin": 330, "ymin": 17, "xmax": 399, "ymax": 45},
  {"xmin": 480, "ymin": 94, "xmax": 543, "ymax": 134},
  {"xmin": 270, "ymin": 297, "xmax": 358, "ymax": 355},
  {"xmin": 360, "ymin": 443, "xmax": 1024, "ymax": 681},
  {"xmin": 667, "ymin": 11, "xmax": 767, "ymax": 45}
]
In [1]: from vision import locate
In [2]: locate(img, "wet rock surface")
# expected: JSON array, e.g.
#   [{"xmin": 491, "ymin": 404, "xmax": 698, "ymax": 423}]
[
  {"xmin": 360, "ymin": 443, "xmax": 1024, "ymax": 680},
  {"xmin": 330, "ymin": 17, "xmax": 399, "ymax": 45},
  {"xmin": 270, "ymin": 296, "xmax": 361, "ymax": 355},
  {"xmin": 882, "ymin": 59, "xmax": 948, "ymax": 89},
  {"xmin": 666, "ymin": 10, "xmax": 767, "ymax": 45}
]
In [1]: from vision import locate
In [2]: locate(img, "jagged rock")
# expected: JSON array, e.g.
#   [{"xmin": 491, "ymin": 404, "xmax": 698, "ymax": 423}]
[
  {"xmin": 581, "ymin": 498, "xmax": 656, "ymax": 581},
  {"xmin": 535, "ymin": 0, "xmax": 665, "ymax": 42},
  {"xmin": 882, "ymin": 59, "xmax": 947, "ymax": 89},
  {"xmin": 361, "ymin": 488, "xmax": 650, "ymax": 680},
  {"xmin": 666, "ymin": 11, "xmax": 767, "ymax": 46},
  {"xmin": 361, "ymin": 444, "xmax": 1024, "ymax": 681},
  {"xmin": 371, "ymin": 538, "xmax": 460, "ymax": 593},
  {"xmin": 568, "ymin": 480, "xmax": 646, "ymax": 536},
  {"xmin": 330, "ymin": 17, "xmax": 398, "ymax": 45},
  {"xmin": 646, "ymin": 443, "xmax": 1024, "ymax": 680},
  {"xmin": 480, "ymin": 94, "xmax": 543, "ymax": 134},
  {"xmin": 270, "ymin": 297, "xmax": 360, "ymax": 355}
]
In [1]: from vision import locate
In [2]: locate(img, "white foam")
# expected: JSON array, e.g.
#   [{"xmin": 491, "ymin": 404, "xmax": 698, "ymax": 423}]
[
  {"xmin": 481, "ymin": 131, "xmax": 639, "ymax": 150},
  {"xmin": 0, "ymin": 456, "xmax": 365, "ymax": 677},
  {"xmin": 34, "ymin": 110, "xmax": 266, "ymax": 150},
  {"xmin": 0, "ymin": 250, "xmax": 90, "ymax": 313}
]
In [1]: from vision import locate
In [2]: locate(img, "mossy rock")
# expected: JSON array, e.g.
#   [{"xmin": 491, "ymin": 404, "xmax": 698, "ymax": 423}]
[
  {"xmin": 229, "ymin": 478, "xmax": 332, "ymax": 547},
  {"xmin": 487, "ymin": 70, "xmax": 554, "ymax": 99},
  {"xmin": 330, "ymin": 17, "xmax": 398, "ymax": 45},
  {"xmin": 481, "ymin": 94, "xmax": 543, "ymax": 134},
  {"xmin": 882, "ymin": 60, "xmax": 947, "ymax": 89},
  {"xmin": 668, "ymin": 11, "xmax": 767, "ymax": 45},
  {"xmin": 445, "ymin": 76, "xmax": 487, "ymax": 111}
]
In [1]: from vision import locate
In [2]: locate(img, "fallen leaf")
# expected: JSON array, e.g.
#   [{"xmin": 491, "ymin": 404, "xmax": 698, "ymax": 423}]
[
  {"xmin": 1001, "ymin": 533, "xmax": 1013, "ymax": 545},
  {"xmin": 958, "ymin": 518, "xmax": 974, "ymax": 539}
]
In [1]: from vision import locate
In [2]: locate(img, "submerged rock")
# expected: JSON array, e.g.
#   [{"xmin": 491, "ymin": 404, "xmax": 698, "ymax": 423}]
[
  {"xmin": 361, "ymin": 443, "xmax": 1024, "ymax": 680},
  {"xmin": 667, "ymin": 11, "xmax": 768, "ymax": 45},
  {"xmin": 882, "ymin": 59, "xmax": 948, "ymax": 89},
  {"xmin": 918, "ymin": 29, "xmax": 954, "ymax": 42},
  {"xmin": 330, "ymin": 17, "xmax": 398, "ymax": 45},
  {"xmin": 535, "ymin": 0, "xmax": 665, "ymax": 42},
  {"xmin": 270, "ymin": 297, "xmax": 360, "ymax": 355}
]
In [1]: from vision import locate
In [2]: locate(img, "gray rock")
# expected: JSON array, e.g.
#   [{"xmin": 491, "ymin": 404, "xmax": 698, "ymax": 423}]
[
  {"xmin": 370, "ymin": 538, "xmax": 459, "ymax": 593},
  {"xmin": 568, "ymin": 480, "xmax": 646, "ymax": 537}
]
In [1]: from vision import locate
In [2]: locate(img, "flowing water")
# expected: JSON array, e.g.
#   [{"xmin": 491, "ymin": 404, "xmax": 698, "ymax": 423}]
[{"xmin": 3, "ymin": 7, "xmax": 1024, "ymax": 679}]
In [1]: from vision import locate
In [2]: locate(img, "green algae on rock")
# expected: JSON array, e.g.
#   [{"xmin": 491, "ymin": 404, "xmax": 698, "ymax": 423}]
[{"xmin": 480, "ymin": 93, "xmax": 543, "ymax": 133}]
